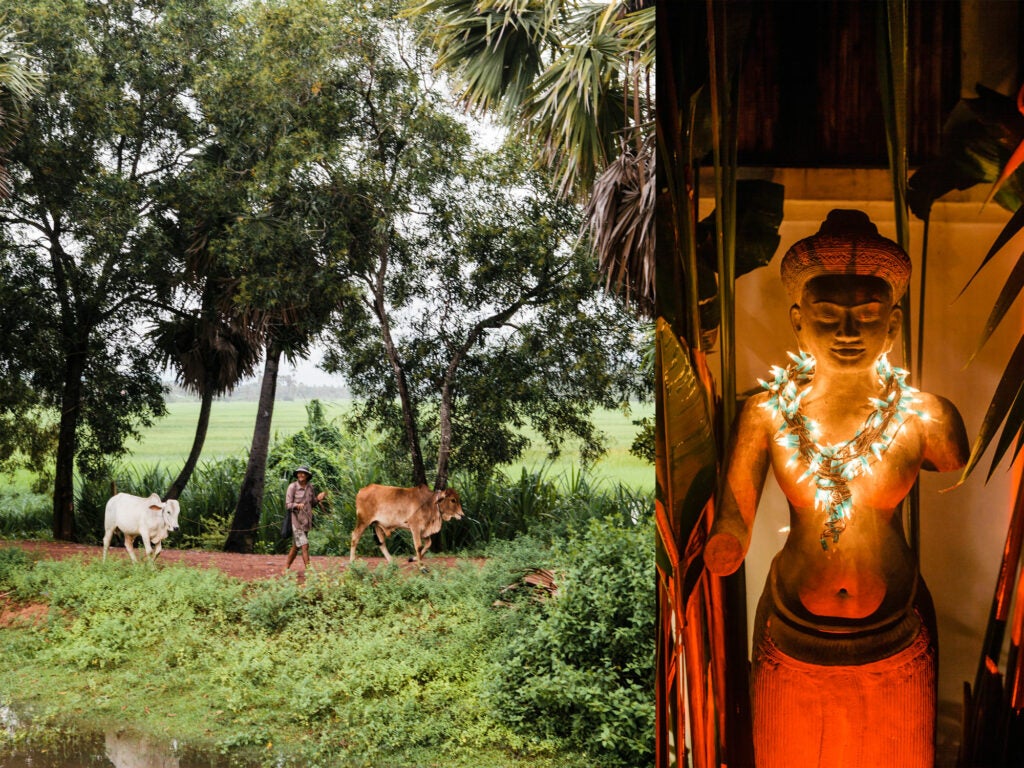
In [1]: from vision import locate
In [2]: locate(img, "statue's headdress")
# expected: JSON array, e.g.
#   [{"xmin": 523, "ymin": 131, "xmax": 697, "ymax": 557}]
[{"xmin": 780, "ymin": 209, "xmax": 911, "ymax": 303}]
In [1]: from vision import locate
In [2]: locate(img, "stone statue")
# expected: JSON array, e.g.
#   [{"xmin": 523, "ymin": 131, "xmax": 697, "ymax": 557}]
[{"xmin": 704, "ymin": 209, "xmax": 969, "ymax": 768}]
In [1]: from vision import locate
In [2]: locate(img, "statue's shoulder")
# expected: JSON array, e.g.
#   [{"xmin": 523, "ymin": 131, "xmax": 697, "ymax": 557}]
[
  {"xmin": 914, "ymin": 390, "xmax": 963, "ymax": 421},
  {"xmin": 741, "ymin": 389, "xmax": 772, "ymax": 411},
  {"xmin": 913, "ymin": 390, "xmax": 969, "ymax": 470},
  {"xmin": 736, "ymin": 390, "xmax": 777, "ymax": 434}
]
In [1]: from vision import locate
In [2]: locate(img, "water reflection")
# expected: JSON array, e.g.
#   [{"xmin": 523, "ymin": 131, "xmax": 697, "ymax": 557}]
[
  {"xmin": 106, "ymin": 730, "xmax": 180, "ymax": 767},
  {"xmin": 0, "ymin": 728, "xmax": 257, "ymax": 767}
]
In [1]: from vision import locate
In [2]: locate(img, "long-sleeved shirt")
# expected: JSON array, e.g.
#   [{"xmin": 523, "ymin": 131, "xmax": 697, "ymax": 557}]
[{"xmin": 285, "ymin": 481, "xmax": 319, "ymax": 533}]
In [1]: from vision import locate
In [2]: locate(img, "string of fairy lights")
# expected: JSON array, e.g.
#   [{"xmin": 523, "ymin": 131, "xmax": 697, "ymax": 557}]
[{"xmin": 758, "ymin": 351, "xmax": 926, "ymax": 550}]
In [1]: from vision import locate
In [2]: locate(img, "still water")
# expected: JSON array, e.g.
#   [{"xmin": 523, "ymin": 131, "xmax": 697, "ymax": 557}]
[{"xmin": 0, "ymin": 709, "xmax": 262, "ymax": 768}]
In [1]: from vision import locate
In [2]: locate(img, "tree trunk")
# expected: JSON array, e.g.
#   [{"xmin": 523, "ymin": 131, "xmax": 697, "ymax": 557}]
[
  {"xmin": 392, "ymin": 361, "xmax": 428, "ymax": 487},
  {"xmin": 165, "ymin": 379, "xmax": 215, "ymax": 501},
  {"xmin": 434, "ymin": 376, "xmax": 455, "ymax": 491},
  {"xmin": 224, "ymin": 342, "xmax": 280, "ymax": 553},
  {"xmin": 375, "ymin": 304, "xmax": 427, "ymax": 486},
  {"xmin": 52, "ymin": 350, "xmax": 86, "ymax": 541}
]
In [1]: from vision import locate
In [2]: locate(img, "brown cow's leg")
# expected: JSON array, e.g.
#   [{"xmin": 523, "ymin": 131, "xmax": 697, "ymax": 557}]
[
  {"xmin": 375, "ymin": 523, "xmax": 393, "ymax": 563},
  {"xmin": 410, "ymin": 535, "xmax": 433, "ymax": 563},
  {"xmin": 349, "ymin": 522, "xmax": 367, "ymax": 563},
  {"xmin": 409, "ymin": 529, "xmax": 425, "ymax": 568}
]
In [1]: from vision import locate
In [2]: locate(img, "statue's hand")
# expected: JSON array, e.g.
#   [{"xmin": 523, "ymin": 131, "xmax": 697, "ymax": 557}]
[{"xmin": 704, "ymin": 531, "xmax": 745, "ymax": 576}]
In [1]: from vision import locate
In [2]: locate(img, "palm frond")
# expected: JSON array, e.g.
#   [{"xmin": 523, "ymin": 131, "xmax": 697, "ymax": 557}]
[
  {"xmin": 404, "ymin": 0, "xmax": 559, "ymax": 120},
  {"xmin": 612, "ymin": 4, "xmax": 654, "ymax": 69},
  {"xmin": 519, "ymin": 30, "xmax": 627, "ymax": 196},
  {"xmin": 0, "ymin": 26, "xmax": 44, "ymax": 198},
  {"xmin": 585, "ymin": 129, "xmax": 654, "ymax": 314}
]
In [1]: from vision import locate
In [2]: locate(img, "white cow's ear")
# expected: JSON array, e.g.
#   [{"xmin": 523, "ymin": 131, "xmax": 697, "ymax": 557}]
[{"xmin": 149, "ymin": 505, "xmax": 162, "ymax": 512}]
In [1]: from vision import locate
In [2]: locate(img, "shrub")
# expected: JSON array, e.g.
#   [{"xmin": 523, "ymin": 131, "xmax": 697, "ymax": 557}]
[
  {"xmin": 486, "ymin": 515, "xmax": 655, "ymax": 765},
  {"xmin": 0, "ymin": 531, "xmax": 646, "ymax": 767}
]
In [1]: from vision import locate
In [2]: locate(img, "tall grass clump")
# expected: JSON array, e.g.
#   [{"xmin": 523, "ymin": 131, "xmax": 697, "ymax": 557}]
[
  {"xmin": 0, "ymin": 489, "xmax": 50, "ymax": 539},
  {"xmin": 444, "ymin": 465, "xmax": 653, "ymax": 553}
]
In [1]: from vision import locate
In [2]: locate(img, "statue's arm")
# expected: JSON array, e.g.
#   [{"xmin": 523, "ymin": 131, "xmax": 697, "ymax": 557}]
[
  {"xmin": 704, "ymin": 395, "xmax": 773, "ymax": 576},
  {"xmin": 920, "ymin": 393, "xmax": 969, "ymax": 472}
]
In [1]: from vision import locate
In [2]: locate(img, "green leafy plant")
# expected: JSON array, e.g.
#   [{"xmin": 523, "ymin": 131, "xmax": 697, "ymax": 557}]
[{"xmin": 486, "ymin": 515, "xmax": 655, "ymax": 765}]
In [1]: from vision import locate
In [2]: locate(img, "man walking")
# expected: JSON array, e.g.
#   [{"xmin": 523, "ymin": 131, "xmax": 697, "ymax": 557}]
[{"xmin": 284, "ymin": 465, "xmax": 325, "ymax": 573}]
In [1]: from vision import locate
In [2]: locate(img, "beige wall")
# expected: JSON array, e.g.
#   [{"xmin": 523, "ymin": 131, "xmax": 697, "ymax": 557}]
[{"xmin": 708, "ymin": 168, "xmax": 1020, "ymax": 755}]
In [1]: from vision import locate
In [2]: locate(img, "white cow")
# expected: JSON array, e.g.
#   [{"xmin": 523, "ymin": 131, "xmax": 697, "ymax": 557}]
[{"xmin": 102, "ymin": 493, "xmax": 181, "ymax": 562}]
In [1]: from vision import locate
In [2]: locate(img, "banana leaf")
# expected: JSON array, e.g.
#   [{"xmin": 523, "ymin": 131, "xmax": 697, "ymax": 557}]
[
  {"xmin": 657, "ymin": 318, "xmax": 717, "ymax": 560},
  {"xmin": 908, "ymin": 86, "xmax": 1024, "ymax": 222}
]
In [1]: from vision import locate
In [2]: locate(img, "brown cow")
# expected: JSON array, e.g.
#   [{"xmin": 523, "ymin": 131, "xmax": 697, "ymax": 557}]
[{"xmin": 350, "ymin": 484, "xmax": 464, "ymax": 567}]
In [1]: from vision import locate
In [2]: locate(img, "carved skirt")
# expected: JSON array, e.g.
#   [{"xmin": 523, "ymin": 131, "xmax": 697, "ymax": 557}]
[{"xmin": 750, "ymin": 597, "xmax": 936, "ymax": 768}]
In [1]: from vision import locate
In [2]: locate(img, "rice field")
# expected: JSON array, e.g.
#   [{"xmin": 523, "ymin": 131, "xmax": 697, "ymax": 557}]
[{"xmin": 124, "ymin": 398, "xmax": 654, "ymax": 491}]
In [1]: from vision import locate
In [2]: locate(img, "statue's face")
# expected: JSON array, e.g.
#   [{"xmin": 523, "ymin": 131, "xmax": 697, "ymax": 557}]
[{"xmin": 790, "ymin": 274, "xmax": 901, "ymax": 372}]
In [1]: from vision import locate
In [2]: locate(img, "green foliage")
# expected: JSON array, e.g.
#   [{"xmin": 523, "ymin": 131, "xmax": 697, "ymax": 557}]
[
  {"xmin": 0, "ymin": 541, "xmax": 650, "ymax": 766},
  {"xmin": 0, "ymin": 490, "xmax": 49, "ymax": 539},
  {"xmin": 0, "ymin": 0, "xmax": 239, "ymax": 535},
  {"xmin": 487, "ymin": 516, "xmax": 655, "ymax": 765},
  {"xmin": 0, "ymin": 547, "xmax": 29, "ymax": 589},
  {"xmin": 268, "ymin": 400, "xmax": 353, "ymax": 495},
  {"xmin": 324, "ymin": 139, "xmax": 648, "ymax": 487},
  {"xmin": 629, "ymin": 416, "xmax": 655, "ymax": 464}
]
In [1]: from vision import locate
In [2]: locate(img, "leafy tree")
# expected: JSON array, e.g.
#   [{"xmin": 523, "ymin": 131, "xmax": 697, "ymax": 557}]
[
  {"xmin": 184, "ymin": 0, "xmax": 361, "ymax": 552},
  {"xmin": 261, "ymin": 0, "xmax": 645, "ymax": 490},
  {"xmin": 150, "ymin": 149, "xmax": 266, "ymax": 501},
  {"xmin": 322, "ymin": 133, "xmax": 645, "ymax": 487},
  {"xmin": 0, "ymin": 0, "xmax": 233, "ymax": 539},
  {"xmin": 0, "ymin": 29, "xmax": 46, "ymax": 485}
]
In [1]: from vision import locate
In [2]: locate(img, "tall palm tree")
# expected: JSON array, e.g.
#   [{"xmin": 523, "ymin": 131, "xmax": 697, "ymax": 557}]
[
  {"xmin": 152, "ymin": 301, "xmax": 264, "ymax": 501},
  {"xmin": 151, "ymin": 143, "xmax": 267, "ymax": 502},
  {"xmin": 406, "ymin": 0, "xmax": 655, "ymax": 308}
]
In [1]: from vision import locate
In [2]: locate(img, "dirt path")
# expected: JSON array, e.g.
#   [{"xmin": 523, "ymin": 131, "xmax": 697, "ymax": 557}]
[{"xmin": 0, "ymin": 539, "xmax": 472, "ymax": 582}]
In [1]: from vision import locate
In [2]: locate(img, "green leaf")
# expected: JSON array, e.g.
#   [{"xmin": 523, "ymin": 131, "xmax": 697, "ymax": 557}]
[
  {"xmin": 955, "ymin": 333, "xmax": 1024, "ymax": 486},
  {"xmin": 969, "ymin": 246, "xmax": 1024, "ymax": 360},
  {"xmin": 960, "ymin": 203, "xmax": 1024, "ymax": 299}
]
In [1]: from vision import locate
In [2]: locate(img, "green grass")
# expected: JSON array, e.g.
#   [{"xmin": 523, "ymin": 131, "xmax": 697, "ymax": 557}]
[
  {"xmin": 124, "ymin": 399, "xmax": 653, "ymax": 491},
  {"xmin": 0, "ymin": 525, "xmax": 653, "ymax": 767}
]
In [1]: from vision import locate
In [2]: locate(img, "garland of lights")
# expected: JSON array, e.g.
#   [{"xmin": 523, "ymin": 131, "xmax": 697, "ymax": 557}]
[{"xmin": 759, "ymin": 351, "xmax": 923, "ymax": 550}]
